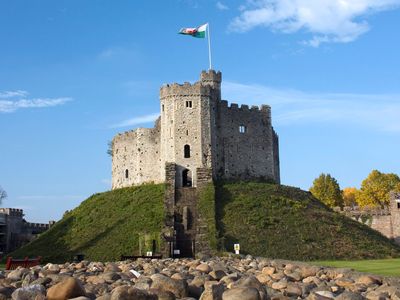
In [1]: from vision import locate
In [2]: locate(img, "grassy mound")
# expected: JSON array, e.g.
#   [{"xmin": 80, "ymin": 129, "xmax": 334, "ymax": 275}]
[
  {"xmin": 215, "ymin": 182, "xmax": 400, "ymax": 260},
  {"xmin": 11, "ymin": 184, "xmax": 165, "ymax": 262},
  {"xmin": 11, "ymin": 181, "xmax": 400, "ymax": 263}
]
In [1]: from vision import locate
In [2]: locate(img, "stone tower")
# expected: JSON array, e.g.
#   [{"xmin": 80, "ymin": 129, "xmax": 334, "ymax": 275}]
[{"xmin": 159, "ymin": 71, "xmax": 221, "ymax": 188}]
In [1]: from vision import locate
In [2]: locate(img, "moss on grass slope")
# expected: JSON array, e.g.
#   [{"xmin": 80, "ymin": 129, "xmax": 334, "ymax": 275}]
[
  {"xmin": 11, "ymin": 184, "xmax": 165, "ymax": 263},
  {"xmin": 216, "ymin": 182, "xmax": 400, "ymax": 260}
]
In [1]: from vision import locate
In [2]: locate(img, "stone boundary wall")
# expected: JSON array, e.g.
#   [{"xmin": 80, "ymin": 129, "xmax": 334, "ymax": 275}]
[{"xmin": 336, "ymin": 192, "xmax": 400, "ymax": 244}]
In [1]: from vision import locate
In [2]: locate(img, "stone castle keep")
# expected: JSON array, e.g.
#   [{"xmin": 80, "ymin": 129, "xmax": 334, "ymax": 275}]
[
  {"xmin": 111, "ymin": 70, "xmax": 280, "ymax": 257},
  {"xmin": 112, "ymin": 70, "xmax": 280, "ymax": 189}
]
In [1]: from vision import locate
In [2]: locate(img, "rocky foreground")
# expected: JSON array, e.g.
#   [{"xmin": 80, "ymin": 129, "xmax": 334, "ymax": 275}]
[{"xmin": 1, "ymin": 256, "xmax": 399, "ymax": 300}]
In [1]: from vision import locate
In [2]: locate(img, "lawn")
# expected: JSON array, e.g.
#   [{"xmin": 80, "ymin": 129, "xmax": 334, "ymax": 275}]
[{"xmin": 315, "ymin": 258, "xmax": 400, "ymax": 277}]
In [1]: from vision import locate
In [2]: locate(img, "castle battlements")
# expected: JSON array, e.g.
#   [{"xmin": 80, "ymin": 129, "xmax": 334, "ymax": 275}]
[
  {"xmin": 160, "ymin": 83, "xmax": 213, "ymax": 99},
  {"xmin": 25, "ymin": 222, "xmax": 50, "ymax": 229},
  {"xmin": 160, "ymin": 70, "xmax": 221, "ymax": 100},
  {"xmin": 219, "ymin": 100, "xmax": 271, "ymax": 112},
  {"xmin": 0, "ymin": 208, "xmax": 24, "ymax": 217}
]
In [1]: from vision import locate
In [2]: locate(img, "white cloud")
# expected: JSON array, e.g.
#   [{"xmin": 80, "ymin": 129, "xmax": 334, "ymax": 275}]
[
  {"xmin": 216, "ymin": 1, "xmax": 229, "ymax": 10},
  {"xmin": 110, "ymin": 113, "xmax": 159, "ymax": 128},
  {"xmin": 222, "ymin": 81, "xmax": 400, "ymax": 133},
  {"xmin": 229, "ymin": 0, "xmax": 400, "ymax": 46},
  {"xmin": 0, "ymin": 97, "xmax": 72, "ymax": 113},
  {"xmin": 0, "ymin": 90, "xmax": 29, "ymax": 98}
]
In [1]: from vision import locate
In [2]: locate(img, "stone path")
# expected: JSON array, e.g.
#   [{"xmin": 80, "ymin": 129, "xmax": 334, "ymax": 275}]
[{"xmin": 1, "ymin": 256, "xmax": 399, "ymax": 299}]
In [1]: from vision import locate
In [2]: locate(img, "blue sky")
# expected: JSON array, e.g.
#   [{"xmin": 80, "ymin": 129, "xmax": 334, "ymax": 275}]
[{"xmin": 1, "ymin": 0, "xmax": 399, "ymax": 223}]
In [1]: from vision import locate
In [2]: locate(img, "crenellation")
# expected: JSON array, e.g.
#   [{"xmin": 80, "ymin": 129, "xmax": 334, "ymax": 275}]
[{"xmin": 220, "ymin": 100, "xmax": 228, "ymax": 107}]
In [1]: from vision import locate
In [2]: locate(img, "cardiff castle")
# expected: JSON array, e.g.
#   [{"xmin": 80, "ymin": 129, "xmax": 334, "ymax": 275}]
[{"xmin": 111, "ymin": 70, "xmax": 280, "ymax": 189}]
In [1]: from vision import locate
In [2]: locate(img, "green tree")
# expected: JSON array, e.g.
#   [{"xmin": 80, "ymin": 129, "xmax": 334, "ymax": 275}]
[
  {"xmin": 309, "ymin": 173, "xmax": 343, "ymax": 208},
  {"xmin": 356, "ymin": 170, "xmax": 400, "ymax": 208},
  {"xmin": 0, "ymin": 186, "xmax": 7, "ymax": 204}
]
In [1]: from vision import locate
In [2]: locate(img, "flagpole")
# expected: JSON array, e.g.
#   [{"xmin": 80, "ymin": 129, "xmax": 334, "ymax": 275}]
[{"xmin": 207, "ymin": 23, "xmax": 212, "ymax": 70}]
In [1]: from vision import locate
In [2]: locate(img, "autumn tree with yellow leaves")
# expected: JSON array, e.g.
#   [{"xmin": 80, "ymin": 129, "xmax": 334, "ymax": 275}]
[
  {"xmin": 342, "ymin": 187, "xmax": 359, "ymax": 207},
  {"xmin": 356, "ymin": 170, "xmax": 400, "ymax": 208}
]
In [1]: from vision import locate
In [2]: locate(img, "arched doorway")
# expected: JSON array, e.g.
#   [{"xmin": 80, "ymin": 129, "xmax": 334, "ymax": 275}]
[{"xmin": 182, "ymin": 169, "xmax": 192, "ymax": 187}]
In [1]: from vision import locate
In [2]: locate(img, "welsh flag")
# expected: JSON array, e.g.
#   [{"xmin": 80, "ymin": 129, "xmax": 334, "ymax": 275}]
[{"xmin": 179, "ymin": 23, "xmax": 208, "ymax": 38}]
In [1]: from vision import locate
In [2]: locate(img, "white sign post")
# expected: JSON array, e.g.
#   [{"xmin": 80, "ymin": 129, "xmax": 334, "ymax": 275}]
[{"xmin": 234, "ymin": 243, "xmax": 240, "ymax": 255}]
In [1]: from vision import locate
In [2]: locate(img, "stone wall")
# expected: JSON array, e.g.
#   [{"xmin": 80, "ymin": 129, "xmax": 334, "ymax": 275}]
[
  {"xmin": 0, "ymin": 208, "xmax": 50, "ymax": 254},
  {"xmin": 112, "ymin": 119, "xmax": 162, "ymax": 189},
  {"xmin": 389, "ymin": 192, "xmax": 400, "ymax": 244},
  {"xmin": 337, "ymin": 192, "xmax": 400, "ymax": 244},
  {"xmin": 214, "ymin": 101, "xmax": 279, "ymax": 183}
]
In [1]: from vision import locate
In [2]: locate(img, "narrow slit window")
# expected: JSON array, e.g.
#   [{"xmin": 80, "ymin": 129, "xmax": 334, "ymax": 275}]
[
  {"xmin": 239, "ymin": 125, "xmax": 247, "ymax": 133},
  {"xmin": 186, "ymin": 101, "xmax": 193, "ymax": 108},
  {"xmin": 125, "ymin": 169, "xmax": 129, "ymax": 179},
  {"xmin": 162, "ymin": 104, "xmax": 164, "ymax": 112},
  {"xmin": 184, "ymin": 144, "xmax": 191, "ymax": 158}
]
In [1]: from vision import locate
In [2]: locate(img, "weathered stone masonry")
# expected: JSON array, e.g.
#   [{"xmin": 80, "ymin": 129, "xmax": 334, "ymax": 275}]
[{"xmin": 111, "ymin": 70, "xmax": 280, "ymax": 256}]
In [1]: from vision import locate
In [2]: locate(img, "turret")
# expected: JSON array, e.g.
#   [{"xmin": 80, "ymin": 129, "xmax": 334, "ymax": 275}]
[{"xmin": 200, "ymin": 70, "xmax": 221, "ymax": 99}]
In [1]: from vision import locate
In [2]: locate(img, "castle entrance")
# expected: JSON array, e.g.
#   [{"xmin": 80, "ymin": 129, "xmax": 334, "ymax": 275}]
[{"xmin": 182, "ymin": 169, "xmax": 192, "ymax": 187}]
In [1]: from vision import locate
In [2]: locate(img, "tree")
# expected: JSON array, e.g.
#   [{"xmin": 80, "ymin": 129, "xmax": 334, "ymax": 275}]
[
  {"xmin": 107, "ymin": 141, "xmax": 113, "ymax": 157},
  {"xmin": 356, "ymin": 170, "xmax": 400, "ymax": 208},
  {"xmin": 342, "ymin": 187, "xmax": 359, "ymax": 207},
  {"xmin": 309, "ymin": 173, "xmax": 343, "ymax": 208},
  {"xmin": 0, "ymin": 186, "xmax": 7, "ymax": 204}
]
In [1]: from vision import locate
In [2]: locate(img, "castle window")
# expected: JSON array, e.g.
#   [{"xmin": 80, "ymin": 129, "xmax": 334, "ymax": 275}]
[
  {"xmin": 162, "ymin": 104, "xmax": 164, "ymax": 112},
  {"xmin": 186, "ymin": 101, "xmax": 193, "ymax": 108},
  {"xmin": 125, "ymin": 169, "xmax": 129, "ymax": 179},
  {"xmin": 186, "ymin": 130, "xmax": 189, "ymax": 136},
  {"xmin": 239, "ymin": 125, "xmax": 247, "ymax": 133},
  {"xmin": 184, "ymin": 144, "xmax": 191, "ymax": 158}
]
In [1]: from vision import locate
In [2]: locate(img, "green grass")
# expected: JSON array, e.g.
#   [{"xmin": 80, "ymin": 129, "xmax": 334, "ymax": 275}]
[
  {"xmin": 216, "ymin": 182, "xmax": 400, "ymax": 261},
  {"xmin": 198, "ymin": 183, "xmax": 218, "ymax": 250},
  {"xmin": 315, "ymin": 259, "xmax": 400, "ymax": 277},
  {"xmin": 9, "ymin": 184, "xmax": 165, "ymax": 263}
]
